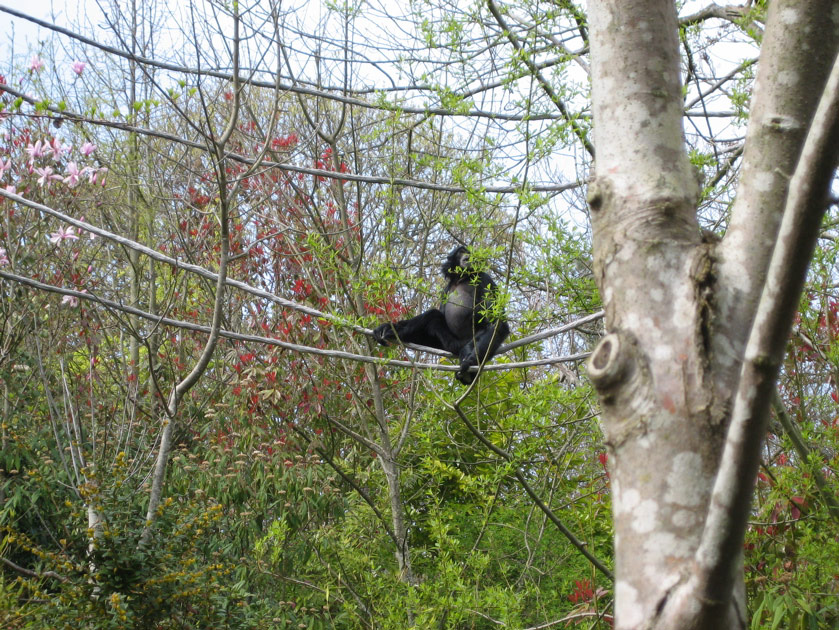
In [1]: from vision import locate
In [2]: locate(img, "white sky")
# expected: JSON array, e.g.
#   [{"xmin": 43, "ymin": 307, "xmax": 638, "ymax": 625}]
[
  {"xmin": 4, "ymin": 0, "xmax": 75, "ymax": 57},
  {"xmin": 1, "ymin": 0, "xmax": 755, "ymax": 198}
]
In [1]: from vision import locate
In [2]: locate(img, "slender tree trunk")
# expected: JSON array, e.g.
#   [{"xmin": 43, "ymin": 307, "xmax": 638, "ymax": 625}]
[
  {"xmin": 140, "ymin": 2, "xmax": 241, "ymax": 547},
  {"xmin": 364, "ymin": 362, "xmax": 416, "ymax": 585},
  {"xmin": 379, "ymin": 453, "xmax": 415, "ymax": 583},
  {"xmin": 128, "ymin": 0, "xmax": 142, "ymax": 385}
]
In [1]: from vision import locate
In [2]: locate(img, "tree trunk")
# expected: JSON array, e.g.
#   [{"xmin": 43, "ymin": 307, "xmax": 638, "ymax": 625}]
[{"xmin": 587, "ymin": 1, "xmax": 839, "ymax": 628}]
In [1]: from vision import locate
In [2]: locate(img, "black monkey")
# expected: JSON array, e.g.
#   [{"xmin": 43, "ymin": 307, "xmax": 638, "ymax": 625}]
[{"xmin": 373, "ymin": 246, "xmax": 510, "ymax": 385}]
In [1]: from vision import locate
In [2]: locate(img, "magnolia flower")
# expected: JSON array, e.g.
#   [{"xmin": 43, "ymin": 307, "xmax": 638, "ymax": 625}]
[
  {"xmin": 35, "ymin": 166, "xmax": 62, "ymax": 187},
  {"xmin": 49, "ymin": 137, "xmax": 67, "ymax": 161},
  {"xmin": 25, "ymin": 140, "xmax": 50, "ymax": 161},
  {"xmin": 61, "ymin": 294, "xmax": 79, "ymax": 307},
  {"xmin": 0, "ymin": 158, "xmax": 10, "ymax": 176},
  {"xmin": 35, "ymin": 166, "xmax": 55, "ymax": 186},
  {"xmin": 95, "ymin": 166, "xmax": 108, "ymax": 186},
  {"xmin": 4, "ymin": 185, "xmax": 15, "ymax": 195},
  {"xmin": 71, "ymin": 61, "xmax": 86, "ymax": 76},
  {"xmin": 79, "ymin": 141, "xmax": 96, "ymax": 157},
  {"xmin": 29, "ymin": 56, "xmax": 44, "ymax": 72},
  {"xmin": 64, "ymin": 162, "xmax": 81, "ymax": 187},
  {"xmin": 48, "ymin": 225, "xmax": 79, "ymax": 244},
  {"xmin": 0, "ymin": 247, "xmax": 8, "ymax": 266}
]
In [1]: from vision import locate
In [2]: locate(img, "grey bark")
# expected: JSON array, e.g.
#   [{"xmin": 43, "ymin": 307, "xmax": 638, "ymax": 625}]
[{"xmin": 586, "ymin": 1, "xmax": 839, "ymax": 628}]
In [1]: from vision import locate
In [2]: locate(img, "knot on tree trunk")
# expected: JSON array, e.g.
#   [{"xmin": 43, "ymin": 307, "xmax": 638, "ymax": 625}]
[
  {"xmin": 587, "ymin": 332, "xmax": 632, "ymax": 395},
  {"xmin": 587, "ymin": 332, "xmax": 656, "ymax": 447}
]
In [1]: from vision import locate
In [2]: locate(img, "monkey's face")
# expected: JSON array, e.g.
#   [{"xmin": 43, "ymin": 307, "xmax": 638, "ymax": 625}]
[
  {"xmin": 443, "ymin": 245, "xmax": 473, "ymax": 279},
  {"xmin": 448, "ymin": 245, "xmax": 470, "ymax": 268}
]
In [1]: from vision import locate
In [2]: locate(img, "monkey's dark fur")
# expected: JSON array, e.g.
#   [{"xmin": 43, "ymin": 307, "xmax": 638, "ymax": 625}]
[{"xmin": 373, "ymin": 246, "xmax": 510, "ymax": 385}]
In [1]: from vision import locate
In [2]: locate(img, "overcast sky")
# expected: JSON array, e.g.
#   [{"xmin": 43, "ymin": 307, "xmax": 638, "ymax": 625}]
[{"xmin": 4, "ymin": 1, "xmax": 73, "ymax": 57}]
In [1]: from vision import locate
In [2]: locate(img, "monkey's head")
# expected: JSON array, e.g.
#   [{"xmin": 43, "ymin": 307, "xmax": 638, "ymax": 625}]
[{"xmin": 443, "ymin": 245, "xmax": 472, "ymax": 279}]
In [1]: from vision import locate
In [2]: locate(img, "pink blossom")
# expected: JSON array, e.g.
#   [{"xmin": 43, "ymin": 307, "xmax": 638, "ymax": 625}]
[
  {"xmin": 0, "ymin": 247, "xmax": 8, "ymax": 266},
  {"xmin": 61, "ymin": 294, "xmax": 79, "ymax": 307},
  {"xmin": 79, "ymin": 166, "xmax": 98, "ymax": 189},
  {"xmin": 0, "ymin": 158, "xmax": 10, "ymax": 177},
  {"xmin": 35, "ymin": 166, "xmax": 54, "ymax": 186},
  {"xmin": 48, "ymin": 225, "xmax": 79, "ymax": 244},
  {"xmin": 80, "ymin": 142, "xmax": 96, "ymax": 157},
  {"xmin": 64, "ymin": 162, "xmax": 81, "ymax": 187},
  {"xmin": 25, "ymin": 140, "xmax": 51, "ymax": 161},
  {"xmin": 71, "ymin": 61, "xmax": 86, "ymax": 76},
  {"xmin": 49, "ymin": 137, "xmax": 67, "ymax": 161},
  {"xmin": 29, "ymin": 56, "xmax": 44, "ymax": 72},
  {"xmin": 4, "ymin": 185, "xmax": 15, "ymax": 195},
  {"xmin": 35, "ymin": 166, "xmax": 61, "ymax": 187}
]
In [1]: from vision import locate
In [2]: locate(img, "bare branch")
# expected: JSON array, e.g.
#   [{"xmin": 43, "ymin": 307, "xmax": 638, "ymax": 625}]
[
  {"xmin": 679, "ymin": 3, "xmax": 764, "ymax": 36},
  {"xmin": 1, "ymin": 556, "xmax": 69, "ymax": 583},
  {"xmin": 497, "ymin": 310, "xmax": 603, "ymax": 354},
  {"xmin": 0, "ymin": 188, "xmax": 367, "ymax": 333},
  {"xmin": 0, "ymin": 271, "xmax": 591, "ymax": 374},
  {"xmin": 140, "ymin": 4, "xmax": 243, "ymax": 545},
  {"xmin": 0, "ymin": 5, "xmax": 562, "ymax": 123},
  {"xmin": 485, "ymin": 0, "xmax": 594, "ymax": 156},
  {"xmin": 0, "ymin": 82, "xmax": 579, "ymax": 195}
]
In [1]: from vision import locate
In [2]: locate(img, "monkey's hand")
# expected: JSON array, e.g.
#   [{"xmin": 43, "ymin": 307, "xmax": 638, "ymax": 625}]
[{"xmin": 372, "ymin": 323, "xmax": 397, "ymax": 346}]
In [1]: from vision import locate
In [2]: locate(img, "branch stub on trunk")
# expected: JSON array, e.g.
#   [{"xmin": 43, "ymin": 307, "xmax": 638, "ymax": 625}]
[{"xmin": 588, "ymin": 332, "xmax": 631, "ymax": 394}]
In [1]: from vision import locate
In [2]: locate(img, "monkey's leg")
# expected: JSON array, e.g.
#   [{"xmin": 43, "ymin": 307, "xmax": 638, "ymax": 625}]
[
  {"xmin": 456, "ymin": 321, "xmax": 510, "ymax": 385},
  {"xmin": 373, "ymin": 309, "xmax": 464, "ymax": 354}
]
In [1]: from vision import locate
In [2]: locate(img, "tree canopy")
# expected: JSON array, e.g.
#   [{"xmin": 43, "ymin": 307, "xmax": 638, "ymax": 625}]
[{"xmin": 1, "ymin": 1, "xmax": 838, "ymax": 629}]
